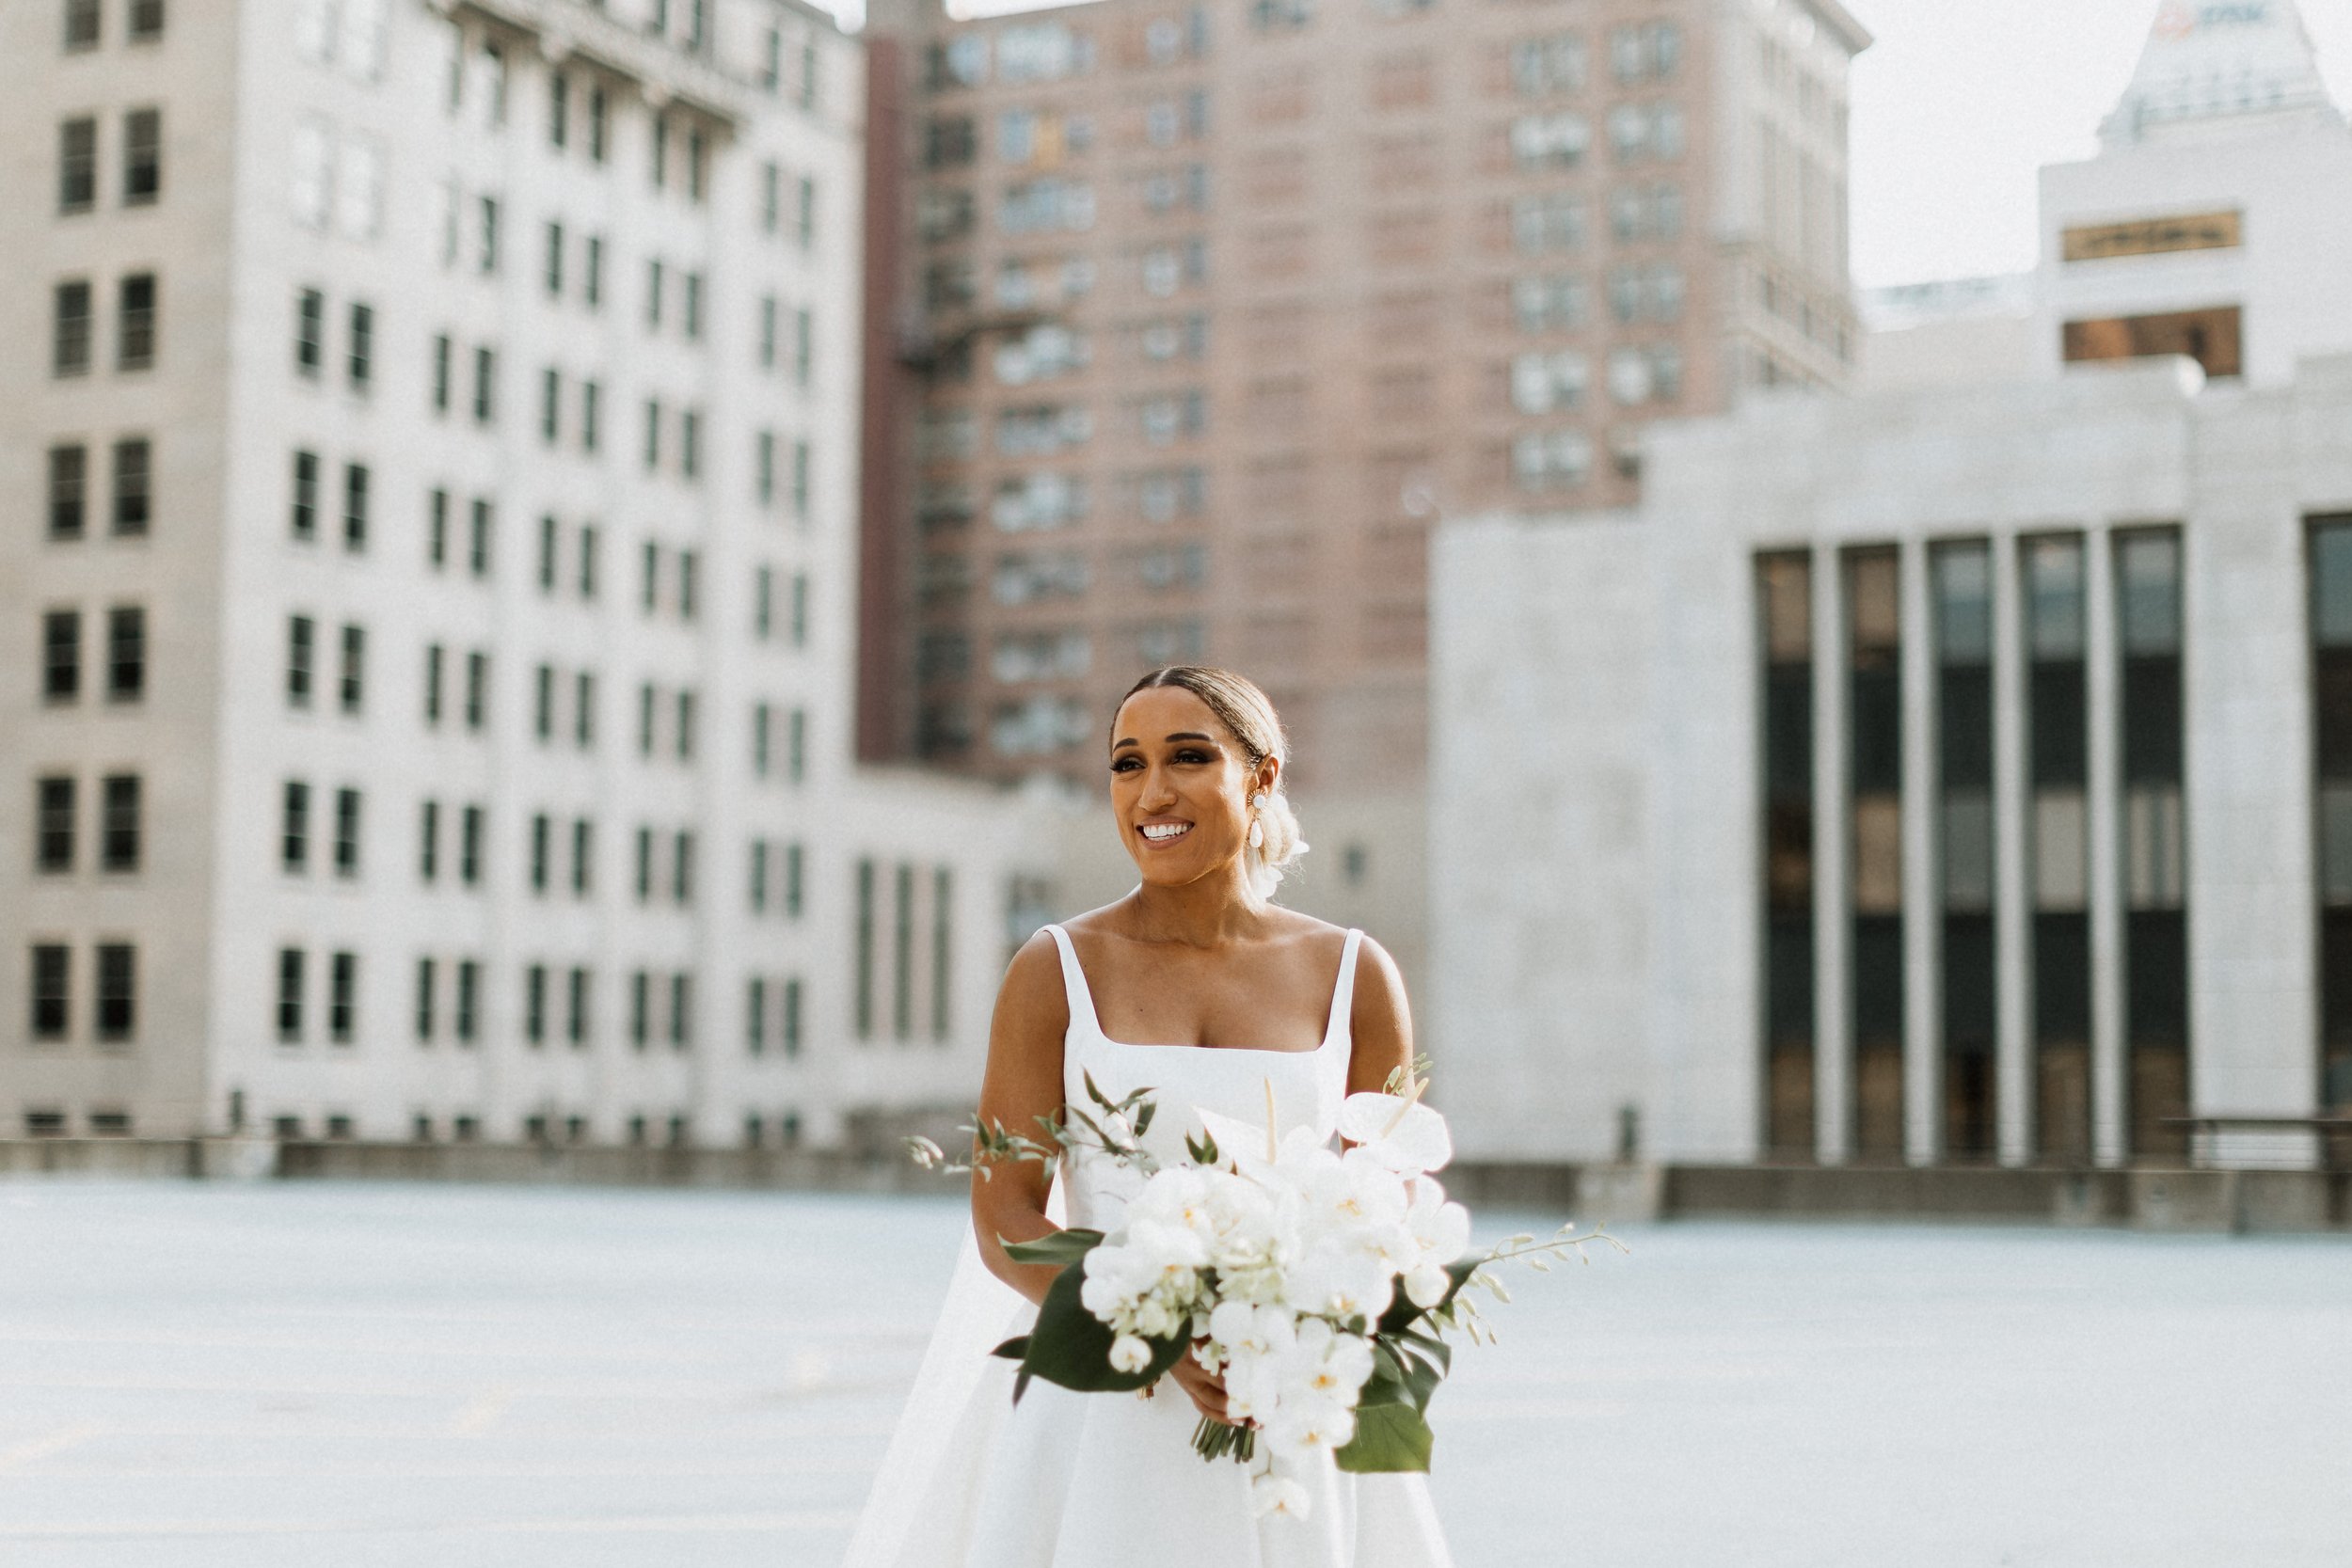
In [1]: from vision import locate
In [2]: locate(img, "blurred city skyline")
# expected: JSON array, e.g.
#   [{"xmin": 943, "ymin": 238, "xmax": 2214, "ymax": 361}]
[{"xmin": 933, "ymin": 0, "xmax": 2352, "ymax": 290}]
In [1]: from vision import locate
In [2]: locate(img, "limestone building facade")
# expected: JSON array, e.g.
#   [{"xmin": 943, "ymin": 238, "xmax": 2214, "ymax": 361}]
[
  {"xmin": 3, "ymin": 0, "xmax": 1043, "ymax": 1148},
  {"xmin": 1429, "ymin": 0, "xmax": 2352, "ymax": 1170}
]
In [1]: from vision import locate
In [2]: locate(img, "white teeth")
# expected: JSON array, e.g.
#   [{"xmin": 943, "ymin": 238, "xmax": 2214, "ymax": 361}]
[{"xmin": 1140, "ymin": 823, "xmax": 1190, "ymax": 841}]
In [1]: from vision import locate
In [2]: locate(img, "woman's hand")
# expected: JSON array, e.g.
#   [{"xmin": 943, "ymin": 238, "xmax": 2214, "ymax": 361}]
[{"xmin": 1166, "ymin": 1345, "xmax": 1237, "ymax": 1426}]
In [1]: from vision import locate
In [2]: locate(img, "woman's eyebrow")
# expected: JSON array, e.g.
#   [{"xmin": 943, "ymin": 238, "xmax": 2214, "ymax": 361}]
[{"xmin": 1163, "ymin": 732, "xmax": 1214, "ymax": 743}]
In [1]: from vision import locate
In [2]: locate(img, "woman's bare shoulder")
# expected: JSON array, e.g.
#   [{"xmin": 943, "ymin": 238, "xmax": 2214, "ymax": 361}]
[{"xmin": 994, "ymin": 927, "xmax": 1070, "ymax": 1025}]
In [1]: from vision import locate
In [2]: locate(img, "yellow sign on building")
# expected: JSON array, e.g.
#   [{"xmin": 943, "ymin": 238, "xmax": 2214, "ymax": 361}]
[{"xmin": 2061, "ymin": 211, "xmax": 2242, "ymax": 262}]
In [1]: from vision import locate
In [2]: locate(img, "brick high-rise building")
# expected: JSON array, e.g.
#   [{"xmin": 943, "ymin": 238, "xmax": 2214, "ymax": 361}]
[{"xmin": 860, "ymin": 0, "xmax": 1867, "ymax": 799}]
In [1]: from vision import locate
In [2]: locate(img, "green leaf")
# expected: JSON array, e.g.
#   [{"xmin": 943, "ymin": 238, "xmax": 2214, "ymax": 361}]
[
  {"xmin": 1015, "ymin": 1258, "xmax": 1189, "ymax": 1396},
  {"xmin": 1001, "ymin": 1228, "xmax": 1104, "ymax": 1268},
  {"xmin": 1186, "ymin": 1131, "xmax": 1221, "ymax": 1167},
  {"xmin": 1133, "ymin": 1099, "xmax": 1157, "ymax": 1136},
  {"xmin": 991, "ymin": 1335, "xmax": 1030, "ymax": 1361},
  {"xmin": 1335, "ymin": 1402, "xmax": 1435, "ymax": 1473}
]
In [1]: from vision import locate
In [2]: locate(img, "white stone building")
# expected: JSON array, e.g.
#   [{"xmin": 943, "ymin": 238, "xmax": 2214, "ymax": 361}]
[
  {"xmin": 3, "ymin": 0, "xmax": 1044, "ymax": 1148},
  {"xmin": 1430, "ymin": 0, "xmax": 2352, "ymax": 1170}
]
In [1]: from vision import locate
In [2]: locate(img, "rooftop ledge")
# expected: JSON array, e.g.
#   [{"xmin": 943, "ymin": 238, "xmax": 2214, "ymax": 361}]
[{"xmin": 433, "ymin": 0, "xmax": 756, "ymax": 128}]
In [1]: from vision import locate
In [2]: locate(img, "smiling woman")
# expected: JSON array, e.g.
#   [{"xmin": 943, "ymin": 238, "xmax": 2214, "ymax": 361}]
[
  {"xmin": 843, "ymin": 665, "xmax": 1449, "ymax": 1567},
  {"xmin": 1109, "ymin": 665, "xmax": 1308, "ymax": 899}
]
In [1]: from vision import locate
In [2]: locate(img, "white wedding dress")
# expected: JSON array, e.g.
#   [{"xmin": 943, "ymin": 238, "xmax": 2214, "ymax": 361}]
[{"xmin": 843, "ymin": 924, "xmax": 1454, "ymax": 1568}]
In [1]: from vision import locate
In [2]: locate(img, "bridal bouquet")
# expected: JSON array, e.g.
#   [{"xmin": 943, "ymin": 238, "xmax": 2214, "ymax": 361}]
[{"xmin": 913, "ymin": 1066, "xmax": 1618, "ymax": 1517}]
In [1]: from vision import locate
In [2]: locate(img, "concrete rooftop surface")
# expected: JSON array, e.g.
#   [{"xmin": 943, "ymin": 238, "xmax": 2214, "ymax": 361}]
[{"xmin": 0, "ymin": 1180, "xmax": 2346, "ymax": 1567}]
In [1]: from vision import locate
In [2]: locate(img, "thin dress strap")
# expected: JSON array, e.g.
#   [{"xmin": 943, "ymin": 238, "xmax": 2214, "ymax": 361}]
[
  {"xmin": 1322, "ymin": 928, "xmax": 1365, "ymax": 1051},
  {"xmin": 1041, "ymin": 924, "xmax": 1103, "ymax": 1040}
]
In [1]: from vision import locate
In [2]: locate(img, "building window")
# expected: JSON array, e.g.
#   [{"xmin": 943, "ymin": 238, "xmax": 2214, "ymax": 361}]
[
  {"xmin": 672, "ymin": 830, "xmax": 694, "ymax": 904},
  {"xmin": 544, "ymin": 220, "xmax": 564, "ymax": 296},
  {"xmin": 566, "ymin": 966, "xmax": 589, "ymax": 1046},
  {"xmin": 548, "ymin": 72, "xmax": 569, "ymax": 149},
  {"xmin": 571, "ymin": 816, "xmax": 593, "ymax": 895},
  {"xmin": 334, "ymin": 787, "xmax": 362, "ymax": 878},
  {"xmin": 584, "ymin": 235, "xmax": 604, "ymax": 309},
  {"xmin": 58, "ymin": 117, "xmax": 97, "ymax": 214},
  {"xmin": 525, "ymin": 963, "xmax": 548, "ymax": 1045},
  {"xmin": 854, "ymin": 857, "xmax": 876, "ymax": 1040},
  {"xmin": 415, "ymin": 957, "xmax": 437, "ymax": 1042},
  {"xmin": 668, "ymin": 972, "xmax": 692, "ymax": 1050},
  {"xmin": 2021, "ymin": 534, "xmax": 2091, "ymax": 1161},
  {"xmin": 588, "ymin": 85, "xmax": 608, "ymax": 162},
  {"xmin": 465, "ymin": 651, "xmax": 487, "ymax": 729},
  {"xmin": 1932, "ymin": 542, "xmax": 1996, "ymax": 1161},
  {"xmin": 469, "ymin": 499, "xmax": 493, "ymax": 577},
  {"xmin": 2063, "ymin": 306, "xmax": 2241, "ymax": 382},
  {"xmin": 93, "ymin": 943, "xmax": 135, "ymax": 1041},
  {"xmin": 1756, "ymin": 551, "xmax": 1814, "ymax": 1159},
  {"xmin": 574, "ymin": 671, "xmax": 596, "ymax": 749},
  {"xmin": 1846, "ymin": 546, "xmax": 1904, "ymax": 1161},
  {"xmin": 783, "ymin": 976, "xmax": 803, "ymax": 1057},
  {"xmin": 328, "ymin": 951, "xmax": 357, "ymax": 1043},
  {"xmin": 111, "ymin": 437, "xmax": 151, "ymax": 535},
  {"xmin": 277, "ymin": 947, "xmax": 306, "ymax": 1041},
  {"xmin": 540, "ymin": 367, "xmax": 561, "ymax": 444},
  {"xmin": 64, "ymin": 0, "xmax": 102, "ymax": 50},
  {"xmin": 54, "ymin": 279, "xmax": 93, "ymax": 376},
  {"xmin": 281, "ymin": 780, "xmax": 311, "ymax": 872},
  {"xmin": 753, "ymin": 704, "xmax": 772, "ymax": 778},
  {"xmin": 290, "ymin": 450, "xmax": 319, "ymax": 539},
  {"xmin": 675, "ymin": 690, "xmax": 697, "ymax": 760},
  {"xmin": 102, "ymin": 773, "xmax": 140, "ymax": 872},
  {"xmin": 419, "ymin": 799, "xmax": 439, "ymax": 883},
  {"xmin": 634, "ymin": 825, "xmax": 654, "ymax": 901},
  {"xmin": 787, "ymin": 708, "xmax": 806, "ymax": 783},
  {"xmin": 472, "ymin": 345, "xmax": 496, "ymax": 423},
  {"xmin": 459, "ymin": 804, "xmax": 483, "ymax": 885},
  {"xmin": 286, "ymin": 614, "xmax": 315, "ymax": 707},
  {"xmin": 123, "ymin": 107, "xmax": 162, "ymax": 205},
  {"xmin": 30, "ymin": 945, "xmax": 72, "ymax": 1040},
  {"xmin": 37, "ymin": 777, "xmax": 75, "ymax": 874},
  {"xmin": 455, "ymin": 958, "xmax": 480, "ymax": 1043},
  {"xmin": 348, "ymin": 302, "xmax": 373, "ymax": 389},
  {"xmin": 579, "ymin": 525, "xmax": 600, "ymax": 599},
  {"xmin": 129, "ymin": 0, "xmax": 164, "ymax": 40},
  {"xmin": 630, "ymin": 970, "xmax": 650, "ymax": 1048},
  {"xmin": 48, "ymin": 444, "xmax": 87, "ymax": 539},
  {"xmin": 746, "ymin": 975, "xmax": 768, "ymax": 1055},
  {"xmin": 342, "ymin": 463, "xmax": 369, "ymax": 551},
  {"xmin": 118, "ymin": 273, "xmax": 157, "ymax": 370},
  {"xmin": 44, "ymin": 610, "xmax": 82, "ymax": 704},
  {"xmin": 530, "ymin": 812, "xmax": 550, "ymax": 891},
  {"xmin": 105, "ymin": 606, "xmax": 144, "ymax": 702},
  {"xmin": 931, "ymin": 866, "xmax": 953, "ymax": 1041},
  {"xmin": 581, "ymin": 379, "xmax": 601, "ymax": 451},
  {"xmin": 423, "ymin": 643, "xmax": 444, "ymax": 725},
  {"xmin": 2118, "ymin": 528, "xmax": 2187, "ymax": 1157},
  {"xmin": 786, "ymin": 842, "xmax": 804, "ymax": 918},
  {"xmin": 339, "ymin": 624, "xmax": 365, "ymax": 714}
]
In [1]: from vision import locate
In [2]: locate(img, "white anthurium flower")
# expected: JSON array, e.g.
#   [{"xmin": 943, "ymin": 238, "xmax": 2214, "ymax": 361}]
[
  {"xmin": 1406, "ymin": 1177, "xmax": 1472, "ymax": 1265},
  {"xmin": 1251, "ymin": 1473, "xmax": 1312, "ymax": 1520},
  {"xmin": 1337, "ymin": 1091, "xmax": 1454, "ymax": 1176}
]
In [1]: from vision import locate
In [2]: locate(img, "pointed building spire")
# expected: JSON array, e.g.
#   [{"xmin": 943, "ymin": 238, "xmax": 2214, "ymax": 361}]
[{"xmin": 2100, "ymin": 0, "xmax": 2344, "ymax": 147}]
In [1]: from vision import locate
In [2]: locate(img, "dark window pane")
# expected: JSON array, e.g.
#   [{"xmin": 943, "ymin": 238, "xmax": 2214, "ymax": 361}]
[
  {"xmin": 118, "ymin": 273, "xmax": 157, "ymax": 370},
  {"xmin": 107, "ymin": 606, "xmax": 145, "ymax": 701},
  {"xmin": 31, "ymin": 945, "xmax": 72, "ymax": 1038},
  {"xmin": 1939, "ymin": 665, "xmax": 1993, "ymax": 787},
  {"xmin": 54, "ymin": 280, "xmax": 93, "ymax": 376},
  {"xmin": 94, "ymin": 943, "xmax": 135, "ymax": 1040},
  {"xmin": 59, "ymin": 117, "xmax": 97, "ymax": 213},
  {"xmin": 37, "ymin": 777, "xmax": 76, "ymax": 872},
  {"xmin": 48, "ymin": 445, "xmax": 87, "ymax": 538},
  {"xmin": 2029, "ymin": 662, "xmax": 2087, "ymax": 788},
  {"xmin": 123, "ymin": 107, "xmax": 162, "ymax": 204},
  {"xmin": 102, "ymin": 773, "xmax": 141, "ymax": 871},
  {"xmin": 44, "ymin": 610, "xmax": 82, "ymax": 702},
  {"xmin": 112, "ymin": 438, "xmax": 151, "ymax": 534}
]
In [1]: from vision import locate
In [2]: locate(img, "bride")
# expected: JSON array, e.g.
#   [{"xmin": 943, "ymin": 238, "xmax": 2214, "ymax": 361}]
[{"xmin": 844, "ymin": 666, "xmax": 1454, "ymax": 1567}]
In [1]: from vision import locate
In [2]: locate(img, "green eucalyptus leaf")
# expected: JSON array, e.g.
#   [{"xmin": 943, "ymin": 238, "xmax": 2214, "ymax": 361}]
[
  {"xmin": 1001, "ymin": 1228, "xmax": 1104, "ymax": 1268},
  {"xmin": 1334, "ymin": 1402, "xmax": 1435, "ymax": 1474}
]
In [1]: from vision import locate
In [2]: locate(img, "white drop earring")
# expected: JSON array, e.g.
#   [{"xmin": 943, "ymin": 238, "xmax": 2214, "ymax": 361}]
[{"xmin": 1248, "ymin": 793, "xmax": 1267, "ymax": 850}]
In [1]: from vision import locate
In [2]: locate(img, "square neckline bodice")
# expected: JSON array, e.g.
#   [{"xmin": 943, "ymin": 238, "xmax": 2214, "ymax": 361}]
[{"xmin": 1042, "ymin": 923, "xmax": 1364, "ymax": 1058}]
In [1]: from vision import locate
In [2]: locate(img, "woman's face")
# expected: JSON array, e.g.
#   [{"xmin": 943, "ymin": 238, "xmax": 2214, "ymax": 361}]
[{"xmin": 1107, "ymin": 686, "xmax": 1274, "ymax": 890}]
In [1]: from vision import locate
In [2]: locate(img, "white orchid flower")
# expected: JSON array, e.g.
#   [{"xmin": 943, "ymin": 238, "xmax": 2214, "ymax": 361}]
[{"xmin": 1337, "ymin": 1089, "xmax": 1454, "ymax": 1176}]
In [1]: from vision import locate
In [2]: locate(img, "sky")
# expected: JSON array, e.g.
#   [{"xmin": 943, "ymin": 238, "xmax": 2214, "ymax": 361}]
[{"xmin": 1844, "ymin": 0, "xmax": 2352, "ymax": 288}]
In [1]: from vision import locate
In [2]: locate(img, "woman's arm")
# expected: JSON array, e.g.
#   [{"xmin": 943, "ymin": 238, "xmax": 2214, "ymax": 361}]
[
  {"xmin": 1345, "ymin": 935, "xmax": 1415, "ymax": 1098},
  {"xmin": 970, "ymin": 929, "xmax": 1071, "ymax": 1307}
]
